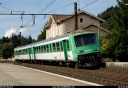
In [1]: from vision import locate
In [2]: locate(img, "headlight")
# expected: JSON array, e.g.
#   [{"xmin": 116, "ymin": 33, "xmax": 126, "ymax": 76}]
[
  {"xmin": 78, "ymin": 50, "xmax": 84, "ymax": 54},
  {"xmin": 94, "ymin": 48, "xmax": 100, "ymax": 51}
]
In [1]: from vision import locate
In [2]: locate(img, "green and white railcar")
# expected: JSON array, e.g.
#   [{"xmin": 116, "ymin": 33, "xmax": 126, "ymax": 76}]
[
  {"xmin": 32, "ymin": 34, "xmax": 73, "ymax": 62},
  {"xmin": 14, "ymin": 45, "xmax": 32, "ymax": 61},
  {"xmin": 14, "ymin": 30, "xmax": 102, "ymax": 68}
]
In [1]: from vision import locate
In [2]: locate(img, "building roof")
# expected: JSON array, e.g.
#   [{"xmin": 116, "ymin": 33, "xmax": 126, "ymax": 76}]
[
  {"xmin": 52, "ymin": 10, "xmax": 105, "ymax": 23},
  {"xmin": 83, "ymin": 24, "xmax": 111, "ymax": 33},
  {"xmin": 52, "ymin": 14, "xmax": 71, "ymax": 22},
  {"xmin": 44, "ymin": 10, "xmax": 105, "ymax": 30},
  {"xmin": 44, "ymin": 14, "xmax": 72, "ymax": 30}
]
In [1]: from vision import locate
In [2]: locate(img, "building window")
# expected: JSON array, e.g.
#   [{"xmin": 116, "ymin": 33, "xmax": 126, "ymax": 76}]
[{"xmin": 80, "ymin": 18, "xmax": 84, "ymax": 23}]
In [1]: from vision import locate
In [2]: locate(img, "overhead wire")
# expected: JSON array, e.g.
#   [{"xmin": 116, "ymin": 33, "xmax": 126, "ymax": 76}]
[
  {"xmin": 76, "ymin": 0, "xmax": 80, "ymax": 10},
  {"xmin": 10, "ymin": 0, "xmax": 43, "ymax": 31},
  {"xmin": 22, "ymin": 0, "xmax": 56, "ymax": 35},
  {"xmin": 14, "ymin": 1, "xmax": 73, "ymax": 36},
  {"xmin": 30, "ymin": 0, "xmax": 43, "ymax": 12},
  {"xmin": 23, "ymin": 15, "xmax": 46, "ymax": 35},
  {"xmin": 30, "ymin": 0, "xmax": 99, "ymax": 37},
  {"xmin": 1, "ymin": 0, "xmax": 98, "ymax": 37},
  {"xmin": 24, "ymin": 0, "xmax": 56, "ymax": 27},
  {"xmin": 81, "ymin": 0, "xmax": 98, "ymax": 9},
  {"xmin": 46, "ymin": 3, "xmax": 74, "ymax": 14},
  {"xmin": 39, "ymin": 0, "xmax": 55, "ymax": 14},
  {"xmin": 31, "ymin": 0, "xmax": 98, "ymax": 27},
  {"xmin": 0, "ymin": 5, "xmax": 21, "ymax": 13},
  {"xmin": 27, "ymin": 3, "xmax": 74, "ymax": 36},
  {"xmin": 12, "ymin": 18, "xmax": 21, "ymax": 27}
]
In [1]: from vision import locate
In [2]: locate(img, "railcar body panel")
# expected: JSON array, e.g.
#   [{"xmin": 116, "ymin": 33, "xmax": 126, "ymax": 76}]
[
  {"xmin": 14, "ymin": 29, "xmax": 102, "ymax": 68},
  {"xmin": 68, "ymin": 31, "xmax": 102, "ymax": 67},
  {"xmin": 17, "ymin": 55, "xmax": 30, "ymax": 60},
  {"xmin": 35, "ymin": 51, "xmax": 73, "ymax": 61}
]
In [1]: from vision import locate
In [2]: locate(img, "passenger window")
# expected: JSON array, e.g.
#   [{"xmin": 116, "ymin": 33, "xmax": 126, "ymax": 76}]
[
  {"xmin": 53, "ymin": 43, "xmax": 56, "ymax": 52},
  {"xmin": 24, "ymin": 49, "xmax": 26, "ymax": 54},
  {"xmin": 66, "ymin": 40, "xmax": 70, "ymax": 51},
  {"xmin": 35, "ymin": 47, "xmax": 36, "ymax": 53},
  {"xmin": 37, "ymin": 47, "xmax": 39, "ymax": 53},
  {"xmin": 60, "ymin": 42, "xmax": 63, "ymax": 51},
  {"xmin": 51, "ymin": 44, "xmax": 53, "ymax": 52},
  {"xmin": 49, "ymin": 44, "xmax": 51, "ymax": 52},
  {"xmin": 56, "ymin": 42, "xmax": 60, "ymax": 52},
  {"xmin": 44, "ymin": 46, "xmax": 46, "ymax": 53},
  {"xmin": 46, "ymin": 45, "xmax": 49, "ymax": 52},
  {"xmin": 42, "ymin": 46, "xmax": 44, "ymax": 53},
  {"xmin": 22, "ymin": 50, "xmax": 24, "ymax": 54},
  {"xmin": 38, "ymin": 46, "xmax": 40, "ymax": 53},
  {"xmin": 21, "ymin": 50, "xmax": 23, "ymax": 55},
  {"xmin": 41, "ymin": 46, "xmax": 43, "ymax": 53}
]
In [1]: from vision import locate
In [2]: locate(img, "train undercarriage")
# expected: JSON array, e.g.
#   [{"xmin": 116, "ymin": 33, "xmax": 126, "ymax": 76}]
[
  {"xmin": 15, "ymin": 53, "xmax": 102, "ymax": 69},
  {"xmin": 76, "ymin": 53, "xmax": 102, "ymax": 68}
]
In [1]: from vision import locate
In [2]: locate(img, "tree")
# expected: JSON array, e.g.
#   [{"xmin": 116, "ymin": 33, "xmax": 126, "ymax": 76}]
[
  {"xmin": 2, "ymin": 37, "xmax": 10, "ymax": 43},
  {"xmin": 0, "ymin": 43, "xmax": 3, "ymax": 57},
  {"xmin": 111, "ymin": 0, "xmax": 128, "ymax": 61},
  {"xmin": 98, "ymin": 6, "xmax": 119, "ymax": 31},
  {"xmin": 11, "ymin": 34, "xmax": 20, "ymax": 48},
  {"xmin": 0, "ymin": 33, "xmax": 36, "ymax": 59},
  {"xmin": 37, "ymin": 30, "xmax": 46, "ymax": 42},
  {"xmin": 98, "ymin": 0, "xmax": 128, "ymax": 61},
  {"xmin": 28, "ymin": 35, "xmax": 33, "ymax": 44},
  {"xmin": 2, "ymin": 43, "xmax": 13, "ymax": 59},
  {"xmin": 101, "ymin": 0, "xmax": 128, "ymax": 61}
]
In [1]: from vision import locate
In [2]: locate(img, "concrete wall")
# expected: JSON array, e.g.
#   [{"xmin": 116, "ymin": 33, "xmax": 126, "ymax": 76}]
[
  {"xmin": 84, "ymin": 26, "xmax": 109, "ymax": 36},
  {"xmin": 106, "ymin": 62, "xmax": 128, "ymax": 69}
]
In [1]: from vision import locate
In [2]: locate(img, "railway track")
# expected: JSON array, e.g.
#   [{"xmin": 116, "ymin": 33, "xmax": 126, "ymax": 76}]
[
  {"xmin": 34, "ymin": 65, "xmax": 128, "ymax": 85},
  {"xmin": 14, "ymin": 63, "xmax": 128, "ymax": 86},
  {"xmin": 100, "ymin": 67, "xmax": 128, "ymax": 73},
  {"xmin": 0, "ymin": 60, "xmax": 128, "ymax": 86}
]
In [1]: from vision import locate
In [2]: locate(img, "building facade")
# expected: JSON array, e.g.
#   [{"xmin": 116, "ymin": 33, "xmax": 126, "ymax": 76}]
[{"xmin": 44, "ymin": 10, "xmax": 110, "ymax": 39}]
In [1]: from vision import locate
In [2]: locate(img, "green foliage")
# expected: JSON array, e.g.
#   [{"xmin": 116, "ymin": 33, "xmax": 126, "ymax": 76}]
[
  {"xmin": 0, "ymin": 43, "xmax": 3, "ymax": 57},
  {"xmin": 37, "ymin": 30, "xmax": 46, "ymax": 42},
  {"xmin": 99, "ymin": 0, "xmax": 128, "ymax": 61},
  {"xmin": 20, "ymin": 35, "xmax": 35, "ymax": 46},
  {"xmin": 2, "ymin": 43, "xmax": 13, "ymax": 59},
  {"xmin": 0, "ymin": 34, "xmax": 35, "ymax": 59},
  {"xmin": 98, "ymin": 6, "xmax": 119, "ymax": 31},
  {"xmin": 11, "ymin": 34, "xmax": 20, "ymax": 48},
  {"xmin": 37, "ymin": 21, "xmax": 47, "ymax": 42}
]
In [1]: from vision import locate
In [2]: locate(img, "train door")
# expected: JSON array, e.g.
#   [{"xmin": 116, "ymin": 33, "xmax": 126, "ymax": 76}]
[
  {"xmin": 28, "ymin": 48, "xmax": 32, "ymax": 61},
  {"xmin": 62, "ymin": 40, "xmax": 68, "ymax": 62},
  {"xmin": 29, "ymin": 47, "xmax": 36, "ymax": 62}
]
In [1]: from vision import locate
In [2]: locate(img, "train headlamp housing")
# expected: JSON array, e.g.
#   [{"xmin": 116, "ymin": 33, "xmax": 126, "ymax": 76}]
[
  {"xmin": 94, "ymin": 47, "xmax": 100, "ymax": 51},
  {"xmin": 78, "ymin": 50, "xmax": 84, "ymax": 54}
]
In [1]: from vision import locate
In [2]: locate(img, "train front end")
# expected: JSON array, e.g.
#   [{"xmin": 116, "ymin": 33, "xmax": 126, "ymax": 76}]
[{"xmin": 70, "ymin": 31, "xmax": 102, "ymax": 68}]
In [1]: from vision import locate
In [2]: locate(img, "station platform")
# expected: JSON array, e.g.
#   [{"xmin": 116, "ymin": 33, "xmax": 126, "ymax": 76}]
[
  {"xmin": 106, "ymin": 62, "xmax": 128, "ymax": 69},
  {"xmin": 0, "ymin": 63, "xmax": 101, "ymax": 86}
]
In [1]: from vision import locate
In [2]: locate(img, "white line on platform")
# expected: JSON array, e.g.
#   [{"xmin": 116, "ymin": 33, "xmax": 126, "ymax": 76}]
[{"xmin": 8, "ymin": 63, "xmax": 103, "ymax": 86}]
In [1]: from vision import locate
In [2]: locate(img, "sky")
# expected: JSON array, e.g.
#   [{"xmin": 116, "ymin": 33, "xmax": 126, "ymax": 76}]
[{"xmin": 0, "ymin": 0, "xmax": 118, "ymax": 40}]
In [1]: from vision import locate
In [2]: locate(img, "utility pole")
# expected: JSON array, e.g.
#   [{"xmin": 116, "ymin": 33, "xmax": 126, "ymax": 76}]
[
  {"xmin": 74, "ymin": 2, "xmax": 78, "ymax": 31},
  {"xmin": 74, "ymin": 2, "xmax": 79, "ymax": 68},
  {"xmin": 19, "ymin": 32, "xmax": 21, "ymax": 46}
]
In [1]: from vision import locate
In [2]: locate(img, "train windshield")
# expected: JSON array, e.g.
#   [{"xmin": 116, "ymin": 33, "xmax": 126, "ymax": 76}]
[{"xmin": 74, "ymin": 33, "xmax": 97, "ymax": 47}]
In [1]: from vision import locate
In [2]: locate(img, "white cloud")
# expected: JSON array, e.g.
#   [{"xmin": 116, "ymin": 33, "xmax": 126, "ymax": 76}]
[
  {"xmin": 4, "ymin": 28, "xmax": 17, "ymax": 38},
  {"xmin": 19, "ymin": 27, "xmax": 28, "ymax": 34}
]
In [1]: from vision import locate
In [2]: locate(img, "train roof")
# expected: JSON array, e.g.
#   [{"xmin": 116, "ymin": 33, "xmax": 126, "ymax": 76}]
[
  {"xmin": 14, "ymin": 30, "xmax": 97, "ymax": 50},
  {"xmin": 14, "ymin": 33, "xmax": 69, "ymax": 50}
]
